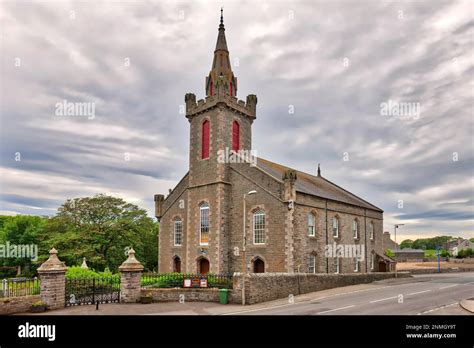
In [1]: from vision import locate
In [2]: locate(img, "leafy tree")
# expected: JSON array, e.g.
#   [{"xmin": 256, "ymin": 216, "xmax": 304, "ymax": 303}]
[
  {"xmin": 0, "ymin": 215, "xmax": 47, "ymax": 276},
  {"xmin": 384, "ymin": 249, "xmax": 394, "ymax": 257},
  {"xmin": 40, "ymin": 194, "xmax": 158, "ymax": 272},
  {"xmin": 399, "ymin": 239, "xmax": 413, "ymax": 249},
  {"xmin": 470, "ymin": 238, "xmax": 474, "ymax": 243}
]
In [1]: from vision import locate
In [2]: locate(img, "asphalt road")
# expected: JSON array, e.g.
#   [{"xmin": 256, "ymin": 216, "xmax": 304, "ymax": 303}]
[{"xmin": 224, "ymin": 272, "xmax": 474, "ymax": 315}]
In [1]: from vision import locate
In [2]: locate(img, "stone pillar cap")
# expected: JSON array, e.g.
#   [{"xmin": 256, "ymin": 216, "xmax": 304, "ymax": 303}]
[
  {"xmin": 119, "ymin": 248, "xmax": 144, "ymax": 271},
  {"xmin": 38, "ymin": 248, "xmax": 67, "ymax": 273}
]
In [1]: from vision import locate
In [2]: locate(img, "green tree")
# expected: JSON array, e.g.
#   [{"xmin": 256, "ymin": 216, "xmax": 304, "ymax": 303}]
[
  {"xmin": 0, "ymin": 215, "xmax": 47, "ymax": 276},
  {"xmin": 399, "ymin": 239, "xmax": 414, "ymax": 249},
  {"xmin": 470, "ymin": 238, "xmax": 474, "ymax": 243},
  {"xmin": 40, "ymin": 194, "xmax": 158, "ymax": 272}
]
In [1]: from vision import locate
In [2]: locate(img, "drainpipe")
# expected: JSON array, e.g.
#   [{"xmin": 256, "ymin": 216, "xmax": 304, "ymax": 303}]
[{"xmin": 325, "ymin": 200, "xmax": 329, "ymax": 273}]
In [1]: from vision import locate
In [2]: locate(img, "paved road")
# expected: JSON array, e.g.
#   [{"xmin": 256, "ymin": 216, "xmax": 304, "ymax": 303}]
[{"xmin": 223, "ymin": 272, "xmax": 474, "ymax": 315}]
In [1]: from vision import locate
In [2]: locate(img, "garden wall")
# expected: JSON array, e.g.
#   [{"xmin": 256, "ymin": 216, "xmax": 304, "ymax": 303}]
[
  {"xmin": 142, "ymin": 288, "xmax": 232, "ymax": 303},
  {"xmin": 0, "ymin": 295, "xmax": 41, "ymax": 315},
  {"xmin": 232, "ymin": 272, "xmax": 411, "ymax": 305}
]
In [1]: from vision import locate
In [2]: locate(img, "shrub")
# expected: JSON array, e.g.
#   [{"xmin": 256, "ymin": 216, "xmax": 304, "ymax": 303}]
[{"xmin": 65, "ymin": 266, "xmax": 99, "ymax": 279}]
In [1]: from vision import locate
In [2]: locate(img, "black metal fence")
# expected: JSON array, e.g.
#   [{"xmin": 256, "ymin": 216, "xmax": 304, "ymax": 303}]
[
  {"xmin": 0, "ymin": 277, "xmax": 40, "ymax": 298},
  {"xmin": 65, "ymin": 276, "xmax": 120, "ymax": 306},
  {"xmin": 141, "ymin": 273, "xmax": 233, "ymax": 289}
]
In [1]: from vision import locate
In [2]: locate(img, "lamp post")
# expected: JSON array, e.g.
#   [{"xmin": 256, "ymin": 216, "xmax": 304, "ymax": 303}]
[
  {"xmin": 394, "ymin": 224, "xmax": 405, "ymax": 249},
  {"xmin": 242, "ymin": 190, "xmax": 257, "ymax": 305}
]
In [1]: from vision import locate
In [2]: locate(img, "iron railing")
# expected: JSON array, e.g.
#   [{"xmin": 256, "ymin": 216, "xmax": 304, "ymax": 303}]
[
  {"xmin": 141, "ymin": 273, "xmax": 233, "ymax": 289},
  {"xmin": 65, "ymin": 276, "xmax": 120, "ymax": 306},
  {"xmin": 0, "ymin": 277, "xmax": 40, "ymax": 298}
]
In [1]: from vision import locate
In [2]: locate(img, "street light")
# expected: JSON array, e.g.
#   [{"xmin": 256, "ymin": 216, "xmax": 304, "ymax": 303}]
[
  {"xmin": 242, "ymin": 190, "xmax": 257, "ymax": 305},
  {"xmin": 394, "ymin": 224, "xmax": 405, "ymax": 249}
]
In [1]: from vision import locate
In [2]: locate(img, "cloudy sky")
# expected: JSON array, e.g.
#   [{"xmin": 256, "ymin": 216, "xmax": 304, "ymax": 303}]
[{"xmin": 0, "ymin": 0, "xmax": 472, "ymax": 241}]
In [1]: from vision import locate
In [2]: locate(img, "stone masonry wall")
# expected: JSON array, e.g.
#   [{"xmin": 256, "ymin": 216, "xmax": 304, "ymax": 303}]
[
  {"xmin": 142, "ymin": 288, "xmax": 232, "ymax": 303},
  {"xmin": 0, "ymin": 295, "xmax": 41, "ymax": 315},
  {"xmin": 232, "ymin": 272, "xmax": 410, "ymax": 305}
]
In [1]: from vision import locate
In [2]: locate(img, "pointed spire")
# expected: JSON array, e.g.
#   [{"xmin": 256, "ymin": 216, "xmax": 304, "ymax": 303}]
[
  {"xmin": 206, "ymin": 9, "xmax": 237, "ymax": 97},
  {"xmin": 317, "ymin": 163, "xmax": 321, "ymax": 177}
]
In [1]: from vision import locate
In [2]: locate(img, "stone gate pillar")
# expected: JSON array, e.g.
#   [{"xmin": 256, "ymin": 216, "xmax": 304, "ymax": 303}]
[
  {"xmin": 119, "ymin": 248, "xmax": 144, "ymax": 303},
  {"xmin": 37, "ymin": 248, "xmax": 67, "ymax": 310}
]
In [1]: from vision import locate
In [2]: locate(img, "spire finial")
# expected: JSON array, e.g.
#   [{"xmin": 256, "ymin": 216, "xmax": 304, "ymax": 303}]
[
  {"xmin": 317, "ymin": 163, "xmax": 321, "ymax": 177},
  {"xmin": 220, "ymin": 7, "xmax": 224, "ymax": 26}
]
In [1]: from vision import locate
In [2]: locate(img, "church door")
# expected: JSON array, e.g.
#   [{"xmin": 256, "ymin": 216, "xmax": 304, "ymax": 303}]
[
  {"xmin": 198, "ymin": 258, "xmax": 210, "ymax": 274},
  {"xmin": 173, "ymin": 257, "xmax": 181, "ymax": 273},
  {"xmin": 253, "ymin": 258, "xmax": 265, "ymax": 273}
]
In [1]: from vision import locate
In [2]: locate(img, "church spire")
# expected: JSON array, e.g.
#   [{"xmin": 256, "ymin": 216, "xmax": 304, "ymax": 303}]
[{"xmin": 206, "ymin": 8, "xmax": 237, "ymax": 97}]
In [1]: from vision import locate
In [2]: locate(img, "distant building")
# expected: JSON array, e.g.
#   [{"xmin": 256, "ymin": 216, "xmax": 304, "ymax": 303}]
[
  {"xmin": 382, "ymin": 231, "xmax": 398, "ymax": 250},
  {"xmin": 450, "ymin": 239, "xmax": 474, "ymax": 256},
  {"xmin": 393, "ymin": 248, "xmax": 424, "ymax": 262}
]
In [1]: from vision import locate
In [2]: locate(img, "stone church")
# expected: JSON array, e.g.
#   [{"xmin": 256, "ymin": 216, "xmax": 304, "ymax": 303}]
[{"xmin": 154, "ymin": 11, "xmax": 392, "ymax": 275}]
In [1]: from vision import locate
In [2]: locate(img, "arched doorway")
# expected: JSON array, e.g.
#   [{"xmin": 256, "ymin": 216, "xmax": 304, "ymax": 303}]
[
  {"xmin": 173, "ymin": 256, "xmax": 181, "ymax": 273},
  {"xmin": 253, "ymin": 258, "xmax": 265, "ymax": 273},
  {"xmin": 198, "ymin": 258, "xmax": 210, "ymax": 274}
]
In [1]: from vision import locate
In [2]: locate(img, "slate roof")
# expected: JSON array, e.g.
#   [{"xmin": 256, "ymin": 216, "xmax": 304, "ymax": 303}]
[{"xmin": 256, "ymin": 157, "xmax": 383, "ymax": 212}]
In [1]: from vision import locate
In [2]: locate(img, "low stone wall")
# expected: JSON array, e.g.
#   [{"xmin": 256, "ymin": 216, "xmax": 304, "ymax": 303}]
[
  {"xmin": 232, "ymin": 272, "xmax": 411, "ymax": 305},
  {"xmin": 0, "ymin": 295, "xmax": 41, "ymax": 315},
  {"xmin": 142, "ymin": 288, "xmax": 232, "ymax": 303}
]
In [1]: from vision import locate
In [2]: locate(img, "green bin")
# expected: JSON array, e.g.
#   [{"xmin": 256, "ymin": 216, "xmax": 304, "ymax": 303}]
[{"xmin": 219, "ymin": 288, "xmax": 229, "ymax": 304}]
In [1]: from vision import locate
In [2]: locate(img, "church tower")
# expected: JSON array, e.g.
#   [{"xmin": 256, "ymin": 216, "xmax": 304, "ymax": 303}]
[
  {"xmin": 185, "ymin": 9, "xmax": 257, "ymax": 187},
  {"xmin": 183, "ymin": 10, "xmax": 257, "ymax": 273}
]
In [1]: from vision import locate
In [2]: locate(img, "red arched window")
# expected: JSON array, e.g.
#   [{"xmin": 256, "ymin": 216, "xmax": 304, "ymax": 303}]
[
  {"xmin": 232, "ymin": 121, "xmax": 240, "ymax": 152},
  {"xmin": 210, "ymin": 81, "xmax": 214, "ymax": 96},
  {"xmin": 229, "ymin": 83, "xmax": 233, "ymax": 96},
  {"xmin": 202, "ymin": 120, "xmax": 210, "ymax": 159}
]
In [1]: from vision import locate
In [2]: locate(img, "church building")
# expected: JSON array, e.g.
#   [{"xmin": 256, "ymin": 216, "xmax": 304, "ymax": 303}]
[{"xmin": 154, "ymin": 11, "xmax": 392, "ymax": 275}]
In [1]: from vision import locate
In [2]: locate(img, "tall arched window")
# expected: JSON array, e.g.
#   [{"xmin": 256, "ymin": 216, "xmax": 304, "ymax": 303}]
[
  {"xmin": 332, "ymin": 216, "xmax": 339, "ymax": 238},
  {"xmin": 308, "ymin": 213, "xmax": 316, "ymax": 236},
  {"xmin": 229, "ymin": 82, "xmax": 233, "ymax": 96},
  {"xmin": 200, "ymin": 203, "xmax": 209, "ymax": 245},
  {"xmin": 369, "ymin": 221, "xmax": 374, "ymax": 240},
  {"xmin": 232, "ymin": 121, "xmax": 240, "ymax": 151},
  {"xmin": 202, "ymin": 120, "xmax": 210, "ymax": 159},
  {"xmin": 174, "ymin": 219, "xmax": 182, "ymax": 246},
  {"xmin": 253, "ymin": 209, "xmax": 265, "ymax": 244},
  {"xmin": 210, "ymin": 81, "xmax": 214, "ymax": 96},
  {"xmin": 352, "ymin": 219, "xmax": 359, "ymax": 239}
]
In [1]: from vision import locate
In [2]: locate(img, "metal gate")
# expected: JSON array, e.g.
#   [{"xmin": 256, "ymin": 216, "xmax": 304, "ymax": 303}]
[{"xmin": 65, "ymin": 277, "xmax": 120, "ymax": 306}]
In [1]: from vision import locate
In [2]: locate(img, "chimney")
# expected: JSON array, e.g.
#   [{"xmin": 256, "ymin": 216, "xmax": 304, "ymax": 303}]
[{"xmin": 154, "ymin": 194, "xmax": 165, "ymax": 220}]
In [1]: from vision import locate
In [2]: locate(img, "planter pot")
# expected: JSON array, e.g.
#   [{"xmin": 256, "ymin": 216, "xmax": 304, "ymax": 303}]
[
  {"xmin": 140, "ymin": 297, "xmax": 153, "ymax": 304},
  {"xmin": 30, "ymin": 305, "xmax": 47, "ymax": 313}
]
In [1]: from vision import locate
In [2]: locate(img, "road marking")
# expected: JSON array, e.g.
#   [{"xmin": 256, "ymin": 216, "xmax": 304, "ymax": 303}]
[
  {"xmin": 310, "ymin": 286, "xmax": 390, "ymax": 302},
  {"xmin": 369, "ymin": 296, "xmax": 398, "ymax": 303},
  {"xmin": 316, "ymin": 305, "xmax": 355, "ymax": 314},
  {"xmin": 407, "ymin": 290, "xmax": 431, "ymax": 296},
  {"xmin": 439, "ymin": 284, "xmax": 458, "ymax": 290},
  {"xmin": 417, "ymin": 302, "xmax": 458, "ymax": 315}
]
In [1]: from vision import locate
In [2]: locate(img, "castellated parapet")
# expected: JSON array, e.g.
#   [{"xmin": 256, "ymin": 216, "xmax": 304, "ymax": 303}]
[{"xmin": 185, "ymin": 92, "xmax": 257, "ymax": 119}]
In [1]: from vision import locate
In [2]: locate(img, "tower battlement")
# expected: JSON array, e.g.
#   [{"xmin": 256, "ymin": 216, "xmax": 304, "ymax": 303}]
[{"xmin": 185, "ymin": 92, "xmax": 257, "ymax": 119}]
